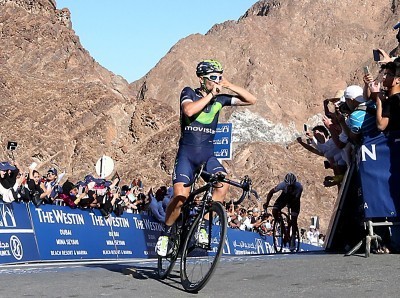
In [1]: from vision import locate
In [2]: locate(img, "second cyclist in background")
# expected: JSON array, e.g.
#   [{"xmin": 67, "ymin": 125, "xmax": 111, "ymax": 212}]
[{"xmin": 264, "ymin": 173, "xmax": 303, "ymax": 250}]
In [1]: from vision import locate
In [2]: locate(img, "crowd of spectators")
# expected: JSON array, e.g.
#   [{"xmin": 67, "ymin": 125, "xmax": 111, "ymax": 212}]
[
  {"xmin": 298, "ymin": 44, "xmax": 400, "ymax": 190},
  {"xmin": 225, "ymin": 203, "xmax": 274, "ymax": 235},
  {"xmin": 296, "ymin": 28, "xmax": 400, "ymax": 252},
  {"xmin": 0, "ymin": 160, "xmax": 162, "ymax": 218},
  {"xmin": 1, "ymin": 159, "xmax": 325, "ymax": 246}
]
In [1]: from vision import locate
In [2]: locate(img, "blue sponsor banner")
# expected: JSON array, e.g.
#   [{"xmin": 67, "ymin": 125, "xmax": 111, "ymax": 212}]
[
  {"xmin": 0, "ymin": 202, "xmax": 39, "ymax": 263},
  {"xmin": 29, "ymin": 203, "xmax": 164, "ymax": 260},
  {"xmin": 30, "ymin": 203, "xmax": 119, "ymax": 260},
  {"xmin": 224, "ymin": 228, "xmax": 322, "ymax": 255},
  {"xmin": 214, "ymin": 123, "xmax": 232, "ymax": 160},
  {"xmin": 111, "ymin": 213, "xmax": 164, "ymax": 259},
  {"xmin": 357, "ymin": 132, "xmax": 400, "ymax": 218},
  {"xmin": 0, "ymin": 202, "xmax": 322, "ymax": 264}
]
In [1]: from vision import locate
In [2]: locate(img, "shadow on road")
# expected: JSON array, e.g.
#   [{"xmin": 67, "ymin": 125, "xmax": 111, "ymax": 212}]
[{"xmin": 85, "ymin": 263, "xmax": 191, "ymax": 293}]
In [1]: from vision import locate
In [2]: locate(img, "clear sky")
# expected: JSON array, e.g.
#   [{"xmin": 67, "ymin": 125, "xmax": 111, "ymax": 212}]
[{"xmin": 56, "ymin": 1, "xmax": 258, "ymax": 82}]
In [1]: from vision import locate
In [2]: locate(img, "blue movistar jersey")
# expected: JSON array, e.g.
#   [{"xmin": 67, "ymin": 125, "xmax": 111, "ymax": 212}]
[{"xmin": 179, "ymin": 87, "xmax": 232, "ymax": 147}]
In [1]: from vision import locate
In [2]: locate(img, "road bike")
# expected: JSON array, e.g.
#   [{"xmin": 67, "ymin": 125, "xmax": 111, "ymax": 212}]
[
  {"xmin": 157, "ymin": 166, "xmax": 254, "ymax": 292},
  {"xmin": 270, "ymin": 206, "xmax": 300, "ymax": 253}
]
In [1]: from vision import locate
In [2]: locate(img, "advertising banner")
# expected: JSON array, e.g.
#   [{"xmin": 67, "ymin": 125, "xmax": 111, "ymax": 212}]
[
  {"xmin": 0, "ymin": 202, "xmax": 322, "ymax": 264},
  {"xmin": 0, "ymin": 202, "xmax": 39, "ymax": 263},
  {"xmin": 110, "ymin": 213, "xmax": 164, "ymax": 259},
  {"xmin": 358, "ymin": 132, "xmax": 400, "ymax": 218},
  {"xmin": 30, "ymin": 203, "xmax": 119, "ymax": 260},
  {"xmin": 29, "ymin": 203, "xmax": 164, "ymax": 260},
  {"xmin": 214, "ymin": 123, "xmax": 232, "ymax": 160},
  {"xmin": 224, "ymin": 228, "xmax": 322, "ymax": 255}
]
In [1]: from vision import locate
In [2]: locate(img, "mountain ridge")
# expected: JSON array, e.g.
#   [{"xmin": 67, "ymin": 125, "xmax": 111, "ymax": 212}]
[{"xmin": 1, "ymin": 0, "xmax": 399, "ymax": 232}]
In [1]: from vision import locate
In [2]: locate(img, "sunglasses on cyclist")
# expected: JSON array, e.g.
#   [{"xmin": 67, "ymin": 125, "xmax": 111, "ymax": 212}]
[{"xmin": 203, "ymin": 74, "xmax": 222, "ymax": 82}]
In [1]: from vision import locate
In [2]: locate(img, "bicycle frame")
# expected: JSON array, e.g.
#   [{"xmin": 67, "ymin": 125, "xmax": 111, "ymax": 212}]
[{"xmin": 158, "ymin": 166, "xmax": 255, "ymax": 291}]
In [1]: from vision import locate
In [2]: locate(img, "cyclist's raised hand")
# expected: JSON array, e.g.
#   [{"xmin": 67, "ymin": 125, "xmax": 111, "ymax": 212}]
[{"xmin": 218, "ymin": 76, "xmax": 232, "ymax": 90}]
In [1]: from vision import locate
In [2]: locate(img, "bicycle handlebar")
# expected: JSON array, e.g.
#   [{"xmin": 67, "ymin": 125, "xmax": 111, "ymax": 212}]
[{"xmin": 184, "ymin": 170, "xmax": 254, "ymax": 206}]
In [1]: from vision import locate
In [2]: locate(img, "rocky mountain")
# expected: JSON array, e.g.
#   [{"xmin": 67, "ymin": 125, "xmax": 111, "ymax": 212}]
[{"xmin": 1, "ymin": 0, "xmax": 399, "ymax": 232}]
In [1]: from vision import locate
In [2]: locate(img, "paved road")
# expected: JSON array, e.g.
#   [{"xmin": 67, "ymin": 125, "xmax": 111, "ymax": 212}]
[{"xmin": 0, "ymin": 252, "xmax": 399, "ymax": 297}]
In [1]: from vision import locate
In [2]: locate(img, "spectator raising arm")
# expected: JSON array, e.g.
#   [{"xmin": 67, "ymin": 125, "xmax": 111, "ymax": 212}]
[{"xmin": 368, "ymin": 81, "xmax": 388, "ymax": 131}]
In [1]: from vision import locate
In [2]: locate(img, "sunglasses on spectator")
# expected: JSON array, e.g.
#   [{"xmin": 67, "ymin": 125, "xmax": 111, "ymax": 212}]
[
  {"xmin": 47, "ymin": 173, "xmax": 55, "ymax": 176},
  {"xmin": 203, "ymin": 74, "xmax": 222, "ymax": 82}
]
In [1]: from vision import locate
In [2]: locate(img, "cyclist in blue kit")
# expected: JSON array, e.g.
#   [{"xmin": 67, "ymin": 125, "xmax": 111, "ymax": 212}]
[{"xmin": 156, "ymin": 59, "xmax": 257, "ymax": 256}]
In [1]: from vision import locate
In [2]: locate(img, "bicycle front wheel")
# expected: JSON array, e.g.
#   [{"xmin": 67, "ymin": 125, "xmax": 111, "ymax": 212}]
[
  {"xmin": 180, "ymin": 201, "xmax": 227, "ymax": 292},
  {"xmin": 158, "ymin": 225, "xmax": 179, "ymax": 279},
  {"xmin": 290, "ymin": 226, "xmax": 301, "ymax": 253},
  {"xmin": 273, "ymin": 217, "xmax": 285, "ymax": 253}
]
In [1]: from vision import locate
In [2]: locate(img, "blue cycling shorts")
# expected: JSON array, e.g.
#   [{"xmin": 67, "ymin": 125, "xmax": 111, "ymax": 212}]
[{"xmin": 172, "ymin": 144, "xmax": 226, "ymax": 185}]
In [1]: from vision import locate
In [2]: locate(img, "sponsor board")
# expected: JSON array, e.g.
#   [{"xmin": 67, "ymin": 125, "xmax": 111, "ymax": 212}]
[
  {"xmin": 0, "ymin": 202, "xmax": 322, "ymax": 264},
  {"xmin": 30, "ymin": 203, "xmax": 163, "ymax": 260},
  {"xmin": 0, "ymin": 202, "xmax": 39, "ymax": 263},
  {"xmin": 357, "ymin": 132, "xmax": 400, "ymax": 218},
  {"xmin": 214, "ymin": 123, "xmax": 232, "ymax": 160},
  {"xmin": 112, "ymin": 214, "xmax": 163, "ymax": 259}
]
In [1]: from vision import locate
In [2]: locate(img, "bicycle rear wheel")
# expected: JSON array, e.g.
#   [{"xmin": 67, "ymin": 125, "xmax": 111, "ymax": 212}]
[
  {"xmin": 273, "ymin": 217, "xmax": 285, "ymax": 253},
  {"xmin": 180, "ymin": 201, "xmax": 227, "ymax": 292},
  {"xmin": 157, "ymin": 225, "xmax": 180, "ymax": 279}
]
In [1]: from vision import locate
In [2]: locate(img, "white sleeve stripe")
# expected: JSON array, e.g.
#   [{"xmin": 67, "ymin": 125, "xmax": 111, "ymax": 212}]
[
  {"xmin": 181, "ymin": 99, "xmax": 193, "ymax": 105},
  {"xmin": 231, "ymin": 97, "xmax": 239, "ymax": 105}
]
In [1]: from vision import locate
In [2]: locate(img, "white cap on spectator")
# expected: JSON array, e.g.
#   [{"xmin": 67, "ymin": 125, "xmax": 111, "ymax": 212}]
[
  {"xmin": 310, "ymin": 225, "xmax": 316, "ymax": 229},
  {"xmin": 87, "ymin": 181, "xmax": 96, "ymax": 190},
  {"xmin": 344, "ymin": 85, "xmax": 365, "ymax": 103}
]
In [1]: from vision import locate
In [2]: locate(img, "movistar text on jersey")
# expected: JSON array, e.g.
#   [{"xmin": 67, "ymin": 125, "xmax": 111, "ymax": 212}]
[{"xmin": 184, "ymin": 126, "xmax": 216, "ymax": 134}]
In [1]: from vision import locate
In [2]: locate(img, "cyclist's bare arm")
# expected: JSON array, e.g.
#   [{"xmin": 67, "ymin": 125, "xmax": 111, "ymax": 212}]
[
  {"xmin": 265, "ymin": 187, "xmax": 277, "ymax": 207},
  {"xmin": 218, "ymin": 78, "xmax": 257, "ymax": 106},
  {"xmin": 182, "ymin": 94, "xmax": 213, "ymax": 117}
]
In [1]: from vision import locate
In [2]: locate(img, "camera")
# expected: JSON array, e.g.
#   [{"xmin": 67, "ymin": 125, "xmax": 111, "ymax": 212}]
[
  {"xmin": 337, "ymin": 102, "xmax": 350, "ymax": 115},
  {"xmin": 324, "ymin": 160, "xmax": 331, "ymax": 169},
  {"xmin": 7, "ymin": 141, "xmax": 18, "ymax": 151},
  {"xmin": 373, "ymin": 49, "xmax": 380, "ymax": 62}
]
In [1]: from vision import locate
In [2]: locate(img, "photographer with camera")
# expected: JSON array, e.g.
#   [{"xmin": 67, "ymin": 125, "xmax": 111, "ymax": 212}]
[
  {"xmin": 297, "ymin": 124, "xmax": 347, "ymax": 188},
  {"xmin": 251, "ymin": 209, "xmax": 273, "ymax": 235},
  {"xmin": 336, "ymin": 85, "xmax": 379, "ymax": 146},
  {"xmin": 244, "ymin": 207, "xmax": 269, "ymax": 233}
]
